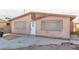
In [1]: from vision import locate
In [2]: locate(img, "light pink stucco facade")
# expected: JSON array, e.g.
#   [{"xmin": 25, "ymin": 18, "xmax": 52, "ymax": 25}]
[
  {"xmin": 10, "ymin": 14, "xmax": 31, "ymax": 34},
  {"xmin": 10, "ymin": 12, "xmax": 75, "ymax": 39},
  {"xmin": 36, "ymin": 16, "xmax": 71, "ymax": 39}
]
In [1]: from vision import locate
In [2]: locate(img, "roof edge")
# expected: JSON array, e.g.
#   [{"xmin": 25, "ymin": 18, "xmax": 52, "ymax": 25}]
[{"xmin": 9, "ymin": 12, "xmax": 76, "ymax": 21}]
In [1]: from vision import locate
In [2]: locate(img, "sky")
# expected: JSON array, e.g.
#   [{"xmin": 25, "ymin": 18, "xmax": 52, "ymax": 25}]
[
  {"xmin": 0, "ymin": 9, "xmax": 79, "ymax": 23},
  {"xmin": 0, "ymin": 9, "xmax": 24, "ymax": 18},
  {"xmin": 0, "ymin": 0, "xmax": 79, "ymax": 10},
  {"xmin": 0, "ymin": 0, "xmax": 79, "ymax": 22}
]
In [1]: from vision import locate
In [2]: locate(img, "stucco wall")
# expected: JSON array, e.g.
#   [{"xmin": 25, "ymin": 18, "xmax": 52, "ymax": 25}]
[
  {"xmin": 36, "ymin": 16, "xmax": 71, "ymax": 39},
  {"xmin": 10, "ymin": 14, "xmax": 31, "ymax": 34},
  {"xmin": 10, "ymin": 14, "xmax": 72, "ymax": 39},
  {"xmin": 0, "ymin": 23, "xmax": 6, "ymax": 28},
  {"xmin": 0, "ymin": 22, "xmax": 11, "ymax": 33}
]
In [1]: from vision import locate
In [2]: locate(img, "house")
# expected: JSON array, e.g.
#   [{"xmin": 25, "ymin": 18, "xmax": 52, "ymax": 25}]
[
  {"xmin": 0, "ymin": 19, "xmax": 11, "ymax": 33},
  {"xmin": 9, "ymin": 12, "xmax": 76, "ymax": 39},
  {"xmin": 73, "ymin": 23, "xmax": 79, "ymax": 35}
]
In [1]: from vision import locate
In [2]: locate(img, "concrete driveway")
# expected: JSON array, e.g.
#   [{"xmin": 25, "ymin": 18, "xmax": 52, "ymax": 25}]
[{"xmin": 0, "ymin": 34, "xmax": 78, "ymax": 50}]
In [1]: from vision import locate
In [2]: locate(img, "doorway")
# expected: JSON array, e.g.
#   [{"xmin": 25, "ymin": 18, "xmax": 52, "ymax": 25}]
[{"xmin": 31, "ymin": 21, "xmax": 36, "ymax": 35}]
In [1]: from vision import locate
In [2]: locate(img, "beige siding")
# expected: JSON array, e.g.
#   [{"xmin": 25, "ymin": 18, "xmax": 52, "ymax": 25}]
[
  {"xmin": 0, "ymin": 22, "xmax": 11, "ymax": 33},
  {"xmin": 0, "ymin": 23, "xmax": 6, "ymax": 28}
]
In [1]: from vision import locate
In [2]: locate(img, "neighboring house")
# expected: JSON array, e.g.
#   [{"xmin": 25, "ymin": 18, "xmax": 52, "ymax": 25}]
[
  {"xmin": 73, "ymin": 23, "xmax": 79, "ymax": 32},
  {"xmin": 0, "ymin": 19, "xmax": 11, "ymax": 33},
  {"xmin": 9, "ymin": 12, "xmax": 76, "ymax": 39},
  {"xmin": 72, "ymin": 23, "xmax": 79, "ymax": 35}
]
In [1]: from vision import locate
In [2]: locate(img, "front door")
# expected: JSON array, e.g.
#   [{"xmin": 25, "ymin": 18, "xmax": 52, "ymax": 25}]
[{"xmin": 31, "ymin": 21, "xmax": 36, "ymax": 35}]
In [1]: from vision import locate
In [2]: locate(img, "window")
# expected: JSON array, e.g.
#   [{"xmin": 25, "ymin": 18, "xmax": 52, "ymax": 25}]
[
  {"xmin": 41, "ymin": 20, "xmax": 63, "ymax": 31},
  {"xmin": 14, "ymin": 21, "xmax": 26, "ymax": 29}
]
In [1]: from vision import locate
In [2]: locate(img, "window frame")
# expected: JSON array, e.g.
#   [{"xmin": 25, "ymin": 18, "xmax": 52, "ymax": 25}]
[
  {"xmin": 14, "ymin": 21, "xmax": 26, "ymax": 30},
  {"xmin": 41, "ymin": 20, "xmax": 63, "ymax": 31}
]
